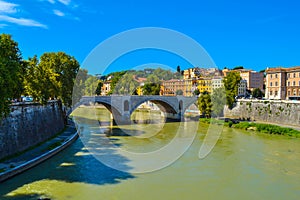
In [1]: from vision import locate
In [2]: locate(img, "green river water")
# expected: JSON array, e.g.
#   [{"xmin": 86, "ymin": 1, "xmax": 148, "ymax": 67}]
[{"xmin": 0, "ymin": 107, "xmax": 299, "ymax": 200}]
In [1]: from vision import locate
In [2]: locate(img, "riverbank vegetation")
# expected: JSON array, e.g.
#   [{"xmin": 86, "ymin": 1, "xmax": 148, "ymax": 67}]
[
  {"xmin": 199, "ymin": 118, "xmax": 300, "ymax": 137},
  {"xmin": 0, "ymin": 33, "xmax": 80, "ymax": 118}
]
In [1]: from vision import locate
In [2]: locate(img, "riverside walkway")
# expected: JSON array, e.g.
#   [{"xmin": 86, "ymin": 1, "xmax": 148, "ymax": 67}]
[{"xmin": 0, "ymin": 121, "xmax": 78, "ymax": 182}]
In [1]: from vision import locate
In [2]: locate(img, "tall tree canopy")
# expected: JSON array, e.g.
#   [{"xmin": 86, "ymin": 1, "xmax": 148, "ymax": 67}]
[
  {"xmin": 113, "ymin": 73, "xmax": 139, "ymax": 95},
  {"xmin": 252, "ymin": 88, "xmax": 264, "ymax": 98},
  {"xmin": 72, "ymin": 68, "xmax": 88, "ymax": 105},
  {"xmin": 198, "ymin": 91, "xmax": 212, "ymax": 118},
  {"xmin": 142, "ymin": 83, "xmax": 160, "ymax": 95},
  {"xmin": 223, "ymin": 71, "xmax": 242, "ymax": 109},
  {"xmin": 0, "ymin": 34, "xmax": 22, "ymax": 118},
  {"xmin": 24, "ymin": 52, "xmax": 80, "ymax": 106},
  {"xmin": 84, "ymin": 76, "xmax": 99, "ymax": 96},
  {"xmin": 211, "ymin": 87, "xmax": 226, "ymax": 117}
]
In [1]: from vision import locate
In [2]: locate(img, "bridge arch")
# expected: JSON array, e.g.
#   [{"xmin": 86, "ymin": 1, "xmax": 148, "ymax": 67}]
[
  {"xmin": 129, "ymin": 97, "xmax": 178, "ymax": 115},
  {"xmin": 94, "ymin": 102, "xmax": 122, "ymax": 117}
]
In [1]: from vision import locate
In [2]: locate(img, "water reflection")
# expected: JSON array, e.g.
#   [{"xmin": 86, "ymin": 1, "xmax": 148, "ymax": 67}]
[{"xmin": 0, "ymin": 139, "xmax": 135, "ymax": 200}]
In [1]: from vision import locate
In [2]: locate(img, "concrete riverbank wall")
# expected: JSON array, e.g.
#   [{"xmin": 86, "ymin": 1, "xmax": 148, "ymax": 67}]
[
  {"xmin": 224, "ymin": 100, "xmax": 300, "ymax": 126},
  {"xmin": 0, "ymin": 101, "xmax": 65, "ymax": 160}
]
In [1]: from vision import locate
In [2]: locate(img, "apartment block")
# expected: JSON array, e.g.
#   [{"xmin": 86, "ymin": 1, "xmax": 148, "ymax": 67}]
[
  {"xmin": 265, "ymin": 66, "xmax": 300, "ymax": 100},
  {"xmin": 286, "ymin": 67, "xmax": 300, "ymax": 99},
  {"xmin": 211, "ymin": 77, "xmax": 224, "ymax": 92},
  {"xmin": 160, "ymin": 79, "xmax": 193, "ymax": 96},
  {"xmin": 240, "ymin": 70, "xmax": 264, "ymax": 91},
  {"xmin": 197, "ymin": 78, "xmax": 212, "ymax": 93}
]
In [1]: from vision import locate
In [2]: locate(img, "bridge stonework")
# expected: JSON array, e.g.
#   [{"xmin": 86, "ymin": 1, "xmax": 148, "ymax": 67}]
[{"xmin": 74, "ymin": 95, "xmax": 197, "ymax": 124}]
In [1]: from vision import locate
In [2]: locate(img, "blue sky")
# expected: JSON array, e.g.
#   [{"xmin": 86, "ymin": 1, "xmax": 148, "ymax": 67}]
[{"xmin": 1, "ymin": 0, "xmax": 300, "ymax": 74}]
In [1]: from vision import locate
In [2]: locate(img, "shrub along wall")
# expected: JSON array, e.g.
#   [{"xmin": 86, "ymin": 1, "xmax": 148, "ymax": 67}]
[{"xmin": 0, "ymin": 101, "xmax": 65, "ymax": 160}]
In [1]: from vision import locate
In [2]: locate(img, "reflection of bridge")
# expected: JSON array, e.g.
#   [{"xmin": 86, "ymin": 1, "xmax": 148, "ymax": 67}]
[{"xmin": 74, "ymin": 95, "xmax": 198, "ymax": 124}]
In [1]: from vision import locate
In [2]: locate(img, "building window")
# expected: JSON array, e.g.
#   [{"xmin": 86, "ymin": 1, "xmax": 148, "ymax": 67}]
[
  {"xmin": 288, "ymin": 90, "xmax": 291, "ymax": 96},
  {"xmin": 288, "ymin": 73, "xmax": 290, "ymax": 78},
  {"xmin": 288, "ymin": 81, "xmax": 290, "ymax": 86},
  {"xmin": 293, "ymin": 81, "xmax": 296, "ymax": 86},
  {"xmin": 294, "ymin": 73, "xmax": 296, "ymax": 78},
  {"xmin": 275, "ymin": 91, "xmax": 278, "ymax": 96},
  {"xmin": 270, "ymin": 91, "xmax": 272, "ymax": 95},
  {"xmin": 294, "ymin": 89, "xmax": 296, "ymax": 96},
  {"xmin": 270, "ymin": 82, "xmax": 272, "ymax": 87},
  {"xmin": 275, "ymin": 74, "xmax": 278, "ymax": 78},
  {"xmin": 275, "ymin": 82, "xmax": 278, "ymax": 86},
  {"xmin": 270, "ymin": 74, "xmax": 273, "ymax": 79}
]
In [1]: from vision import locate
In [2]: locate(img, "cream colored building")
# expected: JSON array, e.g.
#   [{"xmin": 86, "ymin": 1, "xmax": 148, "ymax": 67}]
[
  {"xmin": 285, "ymin": 67, "xmax": 300, "ymax": 99},
  {"xmin": 160, "ymin": 79, "xmax": 193, "ymax": 96},
  {"xmin": 264, "ymin": 67, "xmax": 300, "ymax": 100},
  {"xmin": 211, "ymin": 77, "xmax": 224, "ymax": 92}
]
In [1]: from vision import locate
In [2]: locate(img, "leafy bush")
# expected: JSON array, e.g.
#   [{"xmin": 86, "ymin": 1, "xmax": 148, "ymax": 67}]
[{"xmin": 232, "ymin": 122, "xmax": 300, "ymax": 137}]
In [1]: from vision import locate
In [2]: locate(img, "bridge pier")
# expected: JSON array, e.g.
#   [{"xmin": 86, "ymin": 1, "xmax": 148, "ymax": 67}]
[
  {"xmin": 164, "ymin": 112, "xmax": 183, "ymax": 122},
  {"xmin": 112, "ymin": 112, "xmax": 131, "ymax": 125}
]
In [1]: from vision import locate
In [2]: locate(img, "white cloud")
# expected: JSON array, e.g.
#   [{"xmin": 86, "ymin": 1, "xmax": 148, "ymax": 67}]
[
  {"xmin": 53, "ymin": 9, "xmax": 65, "ymax": 17},
  {"xmin": 0, "ymin": 0, "xmax": 18, "ymax": 14},
  {"xmin": 0, "ymin": 15, "xmax": 47, "ymax": 28},
  {"xmin": 58, "ymin": 0, "xmax": 71, "ymax": 6},
  {"xmin": 48, "ymin": 0, "xmax": 55, "ymax": 4}
]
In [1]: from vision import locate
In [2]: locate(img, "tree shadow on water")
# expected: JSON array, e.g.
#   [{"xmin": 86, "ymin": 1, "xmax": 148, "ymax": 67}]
[{"xmin": 0, "ymin": 138, "xmax": 135, "ymax": 199}]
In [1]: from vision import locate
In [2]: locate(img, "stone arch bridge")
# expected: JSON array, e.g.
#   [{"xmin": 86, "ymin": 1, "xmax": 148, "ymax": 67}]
[{"xmin": 73, "ymin": 95, "xmax": 198, "ymax": 124}]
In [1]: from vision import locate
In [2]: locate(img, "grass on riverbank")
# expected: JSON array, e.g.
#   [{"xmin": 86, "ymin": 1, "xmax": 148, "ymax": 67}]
[
  {"xmin": 199, "ymin": 118, "xmax": 300, "ymax": 137},
  {"xmin": 233, "ymin": 122, "xmax": 300, "ymax": 137}
]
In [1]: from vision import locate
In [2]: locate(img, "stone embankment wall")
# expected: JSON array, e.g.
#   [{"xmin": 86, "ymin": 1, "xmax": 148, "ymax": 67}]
[
  {"xmin": 0, "ymin": 101, "xmax": 65, "ymax": 160},
  {"xmin": 224, "ymin": 100, "xmax": 300, "ymax": 126}
]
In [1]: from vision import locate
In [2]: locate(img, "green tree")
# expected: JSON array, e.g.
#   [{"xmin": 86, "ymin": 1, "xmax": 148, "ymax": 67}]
[
  {"xmin": 24, "ymin": 56, "xmax": 60, "ymax": 104},
  {"xmin": 0, "ymin": 34, "xmax": 22, "ymax": 118},
  {"xmin": 107, "ymin": 71, "xmax": 127, "ymax": 94},
  {"xmin": 95, "ymin": 81, "xmax": 103, "ymax": 95},
  {"xmin": 142, "ymin": 83, "xmax": 160, "ymax": 95},
  {"xmin": 233, "ymin": 66, "xmax": 244, "ymax": 70},
  {"xmin": 193, "ymin": 88, "xmax": 200, "ymax": 96},
  {"xmin": 223, "ymin": 71, "xmax": 241, "ymax": 109},
  {"xmin": 24, "ymin": 52, "xmax": 80, "ymax": 106},
  {"xmin": 176, "ymin": 89, "xmax": 183, "ymax": 95},
  {"xmin": 113, "ymin": 73, "xmax": 139, "ymax": 95},
  {"xmin": 252, "ymin": 88, "xmax": 263, "ymax": 98},
  {"xmin": 84, "ymin": 76, "xmax": 99, "ymax": 96},
  {"xmin": 147, "ymin": 74, "xmax": 160, "ymax": 84},
  {"xmin": 72, "ymin": 68, "xmax": 88, "ymax": 105},
  {"xmin": 177, "ymin": 65, "xmax": 181, "ymax": 73},
  {"xmin": 211, "ymin": 87, "xmax": 226, "ymax": 117},
  {"xmin": 198, "ymin": 91, "xmax": 212, "ymax": 118},
  {"xmin": 39, "ymin": 52, "xmax": 79, "ymax": 107}
]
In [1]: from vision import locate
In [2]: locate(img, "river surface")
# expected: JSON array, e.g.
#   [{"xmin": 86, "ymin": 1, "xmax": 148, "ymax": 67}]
[{"xmin": 0, "ymin": 107, "xmax": 299, "ymax": 200}]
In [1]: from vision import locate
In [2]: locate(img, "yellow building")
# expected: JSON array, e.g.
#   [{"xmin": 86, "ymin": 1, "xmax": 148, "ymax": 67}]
[
  {"xmin": 197, "ymin": 78, "xmax": 212, "ymax": 93},
  {"xmin": 184, "ymin": 79, "xmax": 193, "ymax": 96}
]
